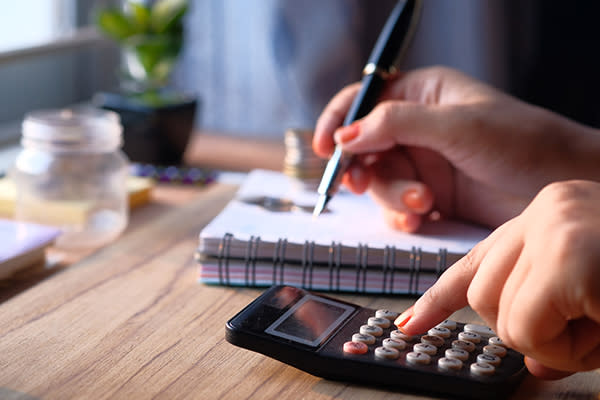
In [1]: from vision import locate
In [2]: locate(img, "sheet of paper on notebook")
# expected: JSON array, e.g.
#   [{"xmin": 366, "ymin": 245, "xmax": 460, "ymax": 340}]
[
  {"xmin": 197, "ymin": 170, "xmax": 489, "ymax": 290},
  {"xmin": 0, "ymin": 219, "xmax": 61, "ymax": 279}
]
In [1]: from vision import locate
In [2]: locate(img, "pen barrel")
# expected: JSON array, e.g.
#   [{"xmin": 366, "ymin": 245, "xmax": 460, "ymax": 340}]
[
  {"xmin": 315, "ymin": 0, "xmax": 420, "ymax": 204},
  {"xmin": 367, "ymin": 0, "xmax": 419, "ymax": 70},
  {"xmin": 343, "ymin": 74, "xmax": 385, "ymax": 126}
]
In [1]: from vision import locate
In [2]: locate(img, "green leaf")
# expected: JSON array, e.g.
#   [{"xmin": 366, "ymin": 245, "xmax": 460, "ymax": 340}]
[
  {"xmin": 125, "ymin": 34, "xmax": 181, "ymax": 84},
  {"xmin": 96, "ymin": 9, "xmax": 137, "ymax": 41},
  {"xmin": 150, "ymin": 0, "xmax": 188, "ymax": 34},
  {"xmin": 127, "ymin": 2, "xmax": 151, "ymax": 33}
]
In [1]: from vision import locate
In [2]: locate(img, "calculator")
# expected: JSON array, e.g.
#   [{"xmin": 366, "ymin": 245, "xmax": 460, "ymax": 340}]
[{"xmin": 225, "ymin": 285, "xmax": 528, "ymax": 399}]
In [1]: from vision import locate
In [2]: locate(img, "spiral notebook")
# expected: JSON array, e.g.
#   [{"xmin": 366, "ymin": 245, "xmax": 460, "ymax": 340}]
[{"xmin": 196, "ymin": 169, "xmax": 491, "ymax": 295}]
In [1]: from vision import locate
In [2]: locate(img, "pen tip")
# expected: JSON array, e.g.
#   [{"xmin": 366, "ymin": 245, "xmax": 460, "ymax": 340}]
[{"xmin": 313, "ymin": 195, "xmax": 329, "ymax": 219}]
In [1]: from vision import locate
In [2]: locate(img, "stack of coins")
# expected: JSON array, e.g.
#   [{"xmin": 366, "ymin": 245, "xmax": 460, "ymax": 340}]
[{"xmin": 283, "ymin": 128, "xmax": 327, "ymax": 190}]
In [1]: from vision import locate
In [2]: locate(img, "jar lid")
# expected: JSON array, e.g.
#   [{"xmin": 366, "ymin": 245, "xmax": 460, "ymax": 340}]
[{"xmin": 22, "ymin": 108, "xmax": 123, "ymax": 152}]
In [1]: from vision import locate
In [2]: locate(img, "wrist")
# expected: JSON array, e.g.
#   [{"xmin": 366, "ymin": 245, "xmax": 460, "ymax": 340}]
[
  {"xmin": 532, "ymin": 106, "xmax": 600, "ymax": 182},
  {"xmin": 564, "ymin": 123, "xmax": 600, "ymax": 182}
]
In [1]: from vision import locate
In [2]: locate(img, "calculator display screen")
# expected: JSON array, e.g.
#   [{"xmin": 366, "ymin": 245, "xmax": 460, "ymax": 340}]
[{"xmin": 265, "ymin": 294, "xmax": 355, "ymax": 347}]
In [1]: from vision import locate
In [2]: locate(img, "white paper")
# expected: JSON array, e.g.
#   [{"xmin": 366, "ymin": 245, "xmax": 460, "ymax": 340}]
[{"xmin": 200, "ymin": 170, "xmax": 490, "ymax": 255}]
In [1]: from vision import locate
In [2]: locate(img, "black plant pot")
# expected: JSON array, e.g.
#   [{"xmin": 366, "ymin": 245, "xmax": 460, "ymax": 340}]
[{"xmin": 94, "ymin": 89, "xmax": 198, "ymax": 166}]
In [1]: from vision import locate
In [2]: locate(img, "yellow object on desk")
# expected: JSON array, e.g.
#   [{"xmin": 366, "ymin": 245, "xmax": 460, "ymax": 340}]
[
  {"xmin": 0, "ymin": 176, "xmax": 155, "ymax": 219},
  {"xmin": 126, "ymin": 176, "xmax": 155, "ymax": 209}
]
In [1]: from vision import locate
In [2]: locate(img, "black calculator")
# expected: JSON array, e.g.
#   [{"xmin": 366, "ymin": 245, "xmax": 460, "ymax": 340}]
[{"xmin": 225, "ymin": 285, "xmax": 528, "ymax": 399}]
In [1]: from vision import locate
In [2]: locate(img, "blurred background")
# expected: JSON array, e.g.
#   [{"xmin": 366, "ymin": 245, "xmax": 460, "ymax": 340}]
[{"xmin": 1, "ymin": 0, "xmax": 599, "ymax": 167}]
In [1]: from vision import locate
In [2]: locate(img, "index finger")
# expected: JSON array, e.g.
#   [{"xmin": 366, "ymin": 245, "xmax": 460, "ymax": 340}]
[
  {"xmin": 313, "ymin": 83, "xmax": 361, "ymax": 158},
  {"xmin": 395, "ymin": 224, "xmax": 505, "ymax": 335}
]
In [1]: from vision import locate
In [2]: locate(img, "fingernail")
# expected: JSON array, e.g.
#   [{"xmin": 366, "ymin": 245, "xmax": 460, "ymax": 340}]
[
  {"xmin": 402, "ymin": 188, "xmax": 425, "ymax": 211},
  {"xmin": 394, "ymin": 306, "xmax": 414, "ymax": 328},
  {"xmin": 334, "ymin": 122, "xmax": 360, "ymax": 144},
  {"xmin": 391, "ymin": 212, "xmax": 420, "ymax": 233}
]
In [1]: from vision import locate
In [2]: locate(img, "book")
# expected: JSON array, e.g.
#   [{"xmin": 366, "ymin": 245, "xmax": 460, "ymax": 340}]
[
  {"xmin": 0, "ymin": 219, "xmax": 60, "ymax": 279},
  {"xmin": 196, "ymin": 169, "xmax": 491, "ymax": 295}
]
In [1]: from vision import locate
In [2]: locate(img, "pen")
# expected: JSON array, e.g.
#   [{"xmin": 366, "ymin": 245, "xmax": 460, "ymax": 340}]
[{"xmin": 313, "ymin": 0, "xmax": 422, "ymax": 217}]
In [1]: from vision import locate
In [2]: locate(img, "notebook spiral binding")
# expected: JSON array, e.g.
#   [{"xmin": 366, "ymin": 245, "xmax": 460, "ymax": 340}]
[
  {"xmin": 217, "ymin": 232, "xmax": 450, "ymax": 295},
  {"xmin": 244, "ymin": 236, "xmax": 261, "ymax": 286},
  {"xmin": 328, "ymin": 242, "xmax": 342, "ymax": 292},
  {"xmin": 301, "ymin": 240, "xmax": 316, "ymax": 289},
  {"xmin": 273, "ymin": 238, "xmax": 288, "ymax": 285},
  {"xmin": 217, "ymin": 233, "xmax": 233, "ymax": 285}
]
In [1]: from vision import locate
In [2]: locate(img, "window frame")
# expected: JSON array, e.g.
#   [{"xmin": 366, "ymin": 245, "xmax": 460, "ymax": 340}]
[{"xmin": 0, "ymin": 0, "xmax": 118, "ymax": 147}]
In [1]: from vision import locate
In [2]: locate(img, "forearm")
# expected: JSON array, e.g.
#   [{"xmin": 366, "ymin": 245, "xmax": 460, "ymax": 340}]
[{"xmin": 526, "ymin": 104, "xmax": 600, "ymax": 183}]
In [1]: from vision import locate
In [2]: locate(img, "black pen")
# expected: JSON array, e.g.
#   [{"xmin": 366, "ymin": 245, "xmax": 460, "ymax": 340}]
[{"xmin": 313, "ymin": 0, "xmax": 422, "ymax": 217}]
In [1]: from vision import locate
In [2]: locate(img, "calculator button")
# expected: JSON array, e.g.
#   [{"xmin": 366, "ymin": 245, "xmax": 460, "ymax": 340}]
[
  {"xmin": 436, "ymin": 319, "xmax": 457, "ymax": 331},
  {"xmin": 470, "ymin": 362, "xmax": 495, "ymax": 376},
  {"xmin": 483, "ymin": 344, "xmax": 507, "ymax": 358},
  {"xmin": 375, "ymin": 309, "xmax": 399, "ymax": 320},
  {"xmin": 445, "ymin": 348, "xmax": 469, "ymax": 361},
  {"xmin": 352, "ymin": 333, "xmax": 376, "ymax": 345},
  {"xmin": 375, "ymin": 346, "xmax": 400, "ymax": 360},
  {"xmin": 489, "ymin": 336, "xmax": 506, "ymax": 347},
  {"xmin": 368, "ymin": 317, "xmax": 391, "ymax": 329},
  {"xmin": 464, "ymin": 323, "xmax": 496, "ymax": 338},
  {"xmin": 458, "ymin": 331, "xmax": 481, "ymax": 343},
  {"xmin": 477, "ymin": 353, "xmax": 501, "ymax": 366},
  {"xmin": 428, "ymin": 326, "xmax": 451, "ymax": 338},
  {"xmin": 438, "ymin": 357, "xmax": 463, "ymax": 371},
  {"xmin": 382, "ymin": 338, "xmax": 406, "ymax": 350},
  {"xmin": 420, "ymin": 335, "xmax": 445, "ymax": 347},
  {"xmin": 406, "ymin": 351, "xmax": 431, "ymax": 365},
  {"xmin": 343, "ymin": 341, "xmax": 368, "ymax": 355},
  {"xmin": 360, "ymin": 324, "xmax": 383, "ymax": 337},
  {"xmin": 413, "ymin": 343, "xmax": 437, "ymax": 355},
  {"xmin": 390, "ymin": 330, "xmax": 416, "ymax": 342},
  {"xmin": 452, "ymin": 339, "xmax": 476, "ymax": 353}
]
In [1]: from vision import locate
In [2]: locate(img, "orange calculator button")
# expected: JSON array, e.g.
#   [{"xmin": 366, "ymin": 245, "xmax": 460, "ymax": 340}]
[{"xmin": 343, "ymin": 341, "xmax": 368, "ymax": 354}]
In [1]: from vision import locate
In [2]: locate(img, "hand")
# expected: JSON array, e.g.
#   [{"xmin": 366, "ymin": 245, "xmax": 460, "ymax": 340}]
[
  {"xmin": 313, "ymin": 66, "xmax": 600, "ymax": 232},
  {"xmin": 394, "ymin": 180, "xmax": 600, "ymax": 378}
]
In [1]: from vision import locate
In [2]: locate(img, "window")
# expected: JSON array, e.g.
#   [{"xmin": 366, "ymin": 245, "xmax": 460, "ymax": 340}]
[
  {"xmin": 0, "ymin": 1, "xmax": 76, "ymax": 54},
  {"xmin": 0, "ymin": 0, "xmax": 118, "ymax": 149}
]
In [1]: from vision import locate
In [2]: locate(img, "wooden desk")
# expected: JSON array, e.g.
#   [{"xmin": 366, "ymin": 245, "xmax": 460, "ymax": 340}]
[{"xmin": 0, "ymin": 182, "xmax": 598, "ymax": 400}]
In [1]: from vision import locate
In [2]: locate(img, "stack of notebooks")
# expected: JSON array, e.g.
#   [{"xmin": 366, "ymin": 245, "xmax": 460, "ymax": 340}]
[
  {"xmin": 0, "ymin": 219, "xmax": 60, "ymax": 279},
  {"xmin": 196, "ymin": 170, "xmax": 491, "ymax": 295}
]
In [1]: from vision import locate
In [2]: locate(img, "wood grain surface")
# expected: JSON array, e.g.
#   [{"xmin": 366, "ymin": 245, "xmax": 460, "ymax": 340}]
[{"xmin": 0, "ymin": 182, "xmax": 598, "ymax": 400}]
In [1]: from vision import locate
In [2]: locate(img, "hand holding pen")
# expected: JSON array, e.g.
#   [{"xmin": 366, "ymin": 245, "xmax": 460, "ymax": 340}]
[
  {"xmin": 313, "ymin": 64, "xmax": 600, "ymax": 231},
  {"xmin": 312, "ymin": 0, "xmax": 422, "ymax": 217}
]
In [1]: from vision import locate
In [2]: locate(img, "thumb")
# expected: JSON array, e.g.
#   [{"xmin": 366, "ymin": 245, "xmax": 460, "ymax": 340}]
[
  {"xmin": 524, "ymin": 357, "xmax": 573, "ymax": 380},
  {"xmin": 334, "ymin": 101, "xmax": 453, "ymax": 155}
]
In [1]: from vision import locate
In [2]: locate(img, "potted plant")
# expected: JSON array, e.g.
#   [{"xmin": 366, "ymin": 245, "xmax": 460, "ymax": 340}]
[{"xmin": 93, "ymin": 0, "xmax": 197, "ymax": 165}]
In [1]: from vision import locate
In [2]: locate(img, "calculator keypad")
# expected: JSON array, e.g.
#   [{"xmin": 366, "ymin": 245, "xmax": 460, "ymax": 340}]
[
  {"xmin": 368, "ymin": 317, "xmax": 391, "ymax": 329},
  {"xmin": 382, "ymin": 337, "xmax": 407, "ymax": 350},
  {"xmin": 406, "ymin": 351, "xmax": 431, "ymax": 365},
  {"xmin": 352, "ymin": 333, "xmax": 376, "ymax": 345},
  {"xmin": 438, "ymin": 356, "xmax": 463, "ymax": 371},
  {"xmin": 343, "ymin": 309, "xmax": 516, "ymax": 378},
  {"xmin": 360, "ymin": 324, "xmax": 383, "ymax": 337},
  {"xmin": 390, "ymin": 330, "xmax": 415, "ymax": 342}
]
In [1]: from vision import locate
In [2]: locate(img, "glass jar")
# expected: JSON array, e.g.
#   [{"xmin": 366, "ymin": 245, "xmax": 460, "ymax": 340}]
[{"xmin": 11, "ymin": 108, "xmax": 129, "ymax": 249}]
